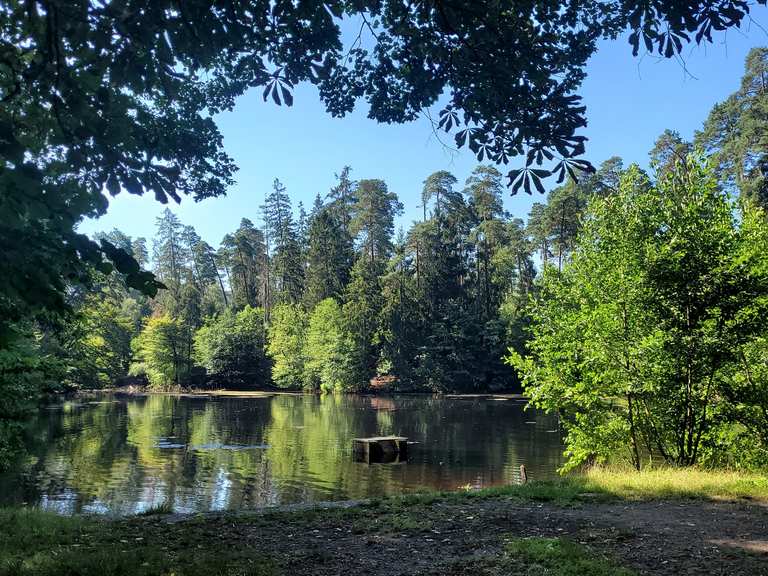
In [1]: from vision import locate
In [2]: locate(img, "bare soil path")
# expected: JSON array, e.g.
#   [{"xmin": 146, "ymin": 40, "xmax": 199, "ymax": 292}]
[{"xmin": 147, "ymin": 497, "xmax": 768, "ymax": 575}]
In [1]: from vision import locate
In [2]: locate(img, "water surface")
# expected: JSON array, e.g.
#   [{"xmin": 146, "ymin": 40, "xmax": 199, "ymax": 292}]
[{"xmin": 0, "ymin": 393, "xmax": 563, "ymax": 515}]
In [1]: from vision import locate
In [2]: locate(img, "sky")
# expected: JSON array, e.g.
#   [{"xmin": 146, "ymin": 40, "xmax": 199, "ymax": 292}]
[{"xmin": 80, "ymin": 8, "xmax": 768, "ymax": 246}]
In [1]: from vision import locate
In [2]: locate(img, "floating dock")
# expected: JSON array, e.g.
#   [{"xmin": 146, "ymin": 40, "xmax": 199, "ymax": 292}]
[{"xmin": 353, "ymin": 436, "xmax": 408, "ymax": 463}]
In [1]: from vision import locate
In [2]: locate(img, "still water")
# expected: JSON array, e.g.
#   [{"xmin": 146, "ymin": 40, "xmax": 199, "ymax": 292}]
[{"xmin": 0, "ymin": 393, "xmax": 563, "ymax": 515}]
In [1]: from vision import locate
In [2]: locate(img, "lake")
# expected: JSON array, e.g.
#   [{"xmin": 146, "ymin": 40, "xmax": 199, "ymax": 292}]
[{"xmin": 0, "ymin": 393, "xmax": 563, "ymax": 515}]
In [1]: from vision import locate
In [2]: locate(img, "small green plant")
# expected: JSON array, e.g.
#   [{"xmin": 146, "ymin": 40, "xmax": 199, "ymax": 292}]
[{"xmin": 138, "ymin": 500, "xmax": 174, "ymax": 516}]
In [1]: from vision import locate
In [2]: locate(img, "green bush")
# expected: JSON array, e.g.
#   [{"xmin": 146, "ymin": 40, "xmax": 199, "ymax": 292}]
[
  {"xmin": 266, "ymin": 303, "xmax": 308, "ymax": 388},
  {"xmin": 510, "ymin": 158, "xmax": 768, "ymax": 471},
  {"xmin": 194, "ymin": 306, "xmax": 269, "ymax": 387},
  {"xmin": 130, "ymin": 314, "xmax": 193, "ymax": 388},
  {"xmin": 304, "ymin": 298, "xmax": 350, "ymax": 392}
]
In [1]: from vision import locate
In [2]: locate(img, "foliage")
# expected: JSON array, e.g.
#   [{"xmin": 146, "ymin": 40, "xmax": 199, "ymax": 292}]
[
  {"xmin": 131, "ymin": 315, "xmax": 193, "ymax": 388},
  {"xmin": 194, "ymin": 306, "xmax": 269, "ymax": 387},
  {"xmin": 27, "ymin": 162, "xmax": 548, "ymax": 396},
  {"xmin": 1, "ymin": 0, "xmax": 764, "ymax": 411},
  {"xmin": 47, "ymin": 281, "xmax": 144, "ymax": 389},
  {"xmin": 304, "ymin": 209, "xmax": 353, "ymax": 309},
  {"xmin": 219, "ymin": 219, "xmax": 267, "ymax": 310},
  {"xmin": 0, "ymin": 327, "xmax": 48, "ymax": 470},
  {"xmin": 263, "ymin": 180, "xmax": 304, "ymax": 304},
  {"xmin": 304, "ymin": 299, "xmax": 350, "ymax": 392},
  {"xmin": 697, "ymin": 47, "xmax": 768, "ymax": 208},
  {"xmin": 266, "ymin": 303, "xmax": 308, "ymax": 389},
  {"xmin": 152, "ymin": 209, "xmax": 188, "ymax": 292},
  {"xmin": 342, "ymin": 258, "xmax": 385, "ymax": 389},
  {"xmin": 326, "ymin": 166, "xmax": 357, "ymax": 232},
  {"xmin": 350, "ymin": 180, "xmax": 403, "ymax": 264},
  {"xmin": 649, "ymin": 129, "xmax": 692, "ymax": 177},
  {"xmin": 510, "ymin": 159, "xmax": 768, "ymax": 470}
]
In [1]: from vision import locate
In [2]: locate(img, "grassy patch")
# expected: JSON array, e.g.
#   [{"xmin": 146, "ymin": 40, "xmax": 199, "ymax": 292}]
[
  {"xmin": 505, "ymin": 537, "xmax": 635, "ymax": 576},
  {"xmin": 358, "ymin": 477, "xmax": 596, "ymax": 510},
  {"xmin": 427, "ymin": 538, "xmax": 634, "ymax": 576},
  {"xmin": 137, "ymin": 499, "xmax": 174, "ymax": 516},
  {"xmin": 374, "ymin": 466, "xmax": 768, "ymax": 507},
  {"xmin": 0, "ymin": 509, "xmax": 278, "ymax": 576},
  {"xmin": 579, "ymin": 467, "xmax": 768, "ymax": 501}
]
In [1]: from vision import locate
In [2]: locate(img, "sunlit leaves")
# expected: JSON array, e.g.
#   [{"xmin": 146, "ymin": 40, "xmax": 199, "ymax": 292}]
[{"xmin": 513, "ymin": 159, "xmax": 768, "ymax": 470}]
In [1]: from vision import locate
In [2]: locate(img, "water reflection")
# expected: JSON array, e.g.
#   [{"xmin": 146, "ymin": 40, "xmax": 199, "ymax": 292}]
[{"xmin": 0, "ymin": 394, "xmax": 563, "ymax": 515}]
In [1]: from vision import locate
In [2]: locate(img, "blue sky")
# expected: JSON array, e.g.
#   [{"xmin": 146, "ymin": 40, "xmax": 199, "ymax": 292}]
[{"xmin": 80, "ymin": 10, "xmax": 768, "ymax": 246}]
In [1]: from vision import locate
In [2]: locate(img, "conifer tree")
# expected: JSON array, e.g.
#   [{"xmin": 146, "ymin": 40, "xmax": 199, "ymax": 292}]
[
  {"xmin": 350, "ymin": 179, "xmax": 403, "ymax": 265},
  {"xmin": 697, "ymin": 48, "xmax": 768, "ymax": 208},
  {"xmin": 304, "ymin": 209, "xmax": 353, "ymax": 309},
  {"xmin": 342, "ymin": 258, "xmax": 385, "ymax": 388},
  {"xmin": 152, "ymin": 209, "xmax": 187, "ymax": 291},
  {"xmin": 263, "ymin": 180, "xmax": 304, "ymax": 303},
  {"xmin": 465, "ymin": 166, "xmax": 505, "ymax": 316},
  {"xmin": 132, "ymin": 238, "xmax": 149, "ymax": 270},
  {"xmin": 220, "ymin": 219, "xmax": 266, "ymax": 309},
  {"xmin": 327, "ymin": 166, "xmax": 357, "ymax": 233}
]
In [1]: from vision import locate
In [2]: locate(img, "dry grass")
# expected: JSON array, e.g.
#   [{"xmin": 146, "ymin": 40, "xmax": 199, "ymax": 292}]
[{"xmin": 578, "ymin": 466, "xmax": 768, "ymax": 501}]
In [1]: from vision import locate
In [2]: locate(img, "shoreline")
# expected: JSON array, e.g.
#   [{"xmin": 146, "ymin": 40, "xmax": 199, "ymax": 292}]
[
  {"xmin": 78, "ymin": 388, "xmax": 529, "ymax": 401},
  {"xmin": 4, "ymin": 470, "xmax": 768, "ymax": 576}
]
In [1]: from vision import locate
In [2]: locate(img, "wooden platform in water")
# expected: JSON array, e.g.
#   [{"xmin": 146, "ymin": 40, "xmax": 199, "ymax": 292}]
[{"xmin": 353, "ymin": 436, "xmax": 408, "ymax": 463}]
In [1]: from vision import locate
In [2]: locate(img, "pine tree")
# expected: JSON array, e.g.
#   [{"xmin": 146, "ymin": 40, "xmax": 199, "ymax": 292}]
[
  {"xmin": 194, "ymin": 240, "xmax": 228, "ymax": 308},
  {"xmin": 263, "ymin": 179, "xmax": 304, "ymax": 303},
  {"xmin": 219, "ymin": 219, "xmax": 266, "ymax": 309},
  {"xmin": 297, "ymin": 201, "xmax": 309, "ymax": 247},
  {"xmin": 545, "ymin": 180, "xmax": 588, "ymax": 271},
  {"xmin": 527, "ymin": 202, "xmax": 551, "ymax": 267},
  {"xmin": 350, "ymin": 179, "xmax": 403, "ymax": 265},
  {"xmin": 342, "ymin": 257, "xmax": 385, "ymax": 389},
  {"xmin": 465, "ymin": 166, "xmax": 505, "ymax": 316},
  {"xmin": 650, "ymin": 129, "xmax": 693, "ymax": 179},
  {"xmin": 327, "ymin": 166, "xmax": 357, "ymax": 233},
  {"xmin": 132, "ymin": 238, "xmax": 149, "ymax": 269},
  {"xmin": 696, "ymin": 48, "xmax": 768, "ymax": 208},
  {"xmin": 304, "ymin": 208, "xmax": 353, "ymax": 308},
  {"xmin": 411, "ymin": 187, "xmax": 476, "ymax": 391},
  {"xmin": 421, "ymin": 170, "xmax": 458, "ymax": 221},
  {"xmin": 310, "ymin": 193, "xmax": 325, "ymax": 219},
  {"xmin": 96, "ymin": 228, "xmax": 133, "ymax": 253},
  {"xmin": 152, "ymin": 208, "xmax": 187, "ymax": 291},
  {"xmin": 379, "ymin": 231, "xmax": 421, "ymax": 387}
]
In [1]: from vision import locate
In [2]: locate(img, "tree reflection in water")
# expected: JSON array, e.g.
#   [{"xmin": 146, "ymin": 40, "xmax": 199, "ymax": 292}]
[{"xmin": 0, "ymin": 394, "xmax": 562, "ymax": 515}]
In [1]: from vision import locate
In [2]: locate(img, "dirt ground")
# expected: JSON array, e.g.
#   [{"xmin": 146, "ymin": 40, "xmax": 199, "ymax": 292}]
[{"xmin": 150, "ymin": 496, "xmax": 768, "ymax": 575}]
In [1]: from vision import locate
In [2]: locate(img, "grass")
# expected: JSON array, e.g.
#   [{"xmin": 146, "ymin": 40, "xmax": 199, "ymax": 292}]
[
  {"xmin": 505, "ymin": 537, "xmax": 636, "ymax": 576},
  {"xmin": 354, "ymin": 466, "xmax": 768, "ymax": 510},
  {"xmin": 137, "ymin": 499, "xmax": 174, "ymax": 516},
  {"xmin": 578, "ymin": 466, "xmax": 768, "ymax": 501},
  {"xmin": 0, "ymin": 508, "xmax": 278, "ymax": 576},
  {"xmin": 427, "ymin": 537, "xmax": 635, "ymax": 576}
]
